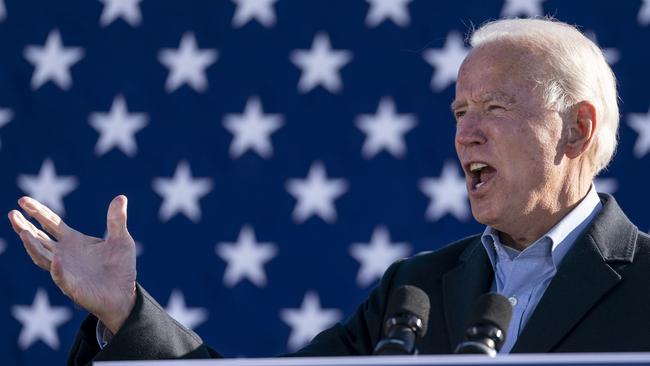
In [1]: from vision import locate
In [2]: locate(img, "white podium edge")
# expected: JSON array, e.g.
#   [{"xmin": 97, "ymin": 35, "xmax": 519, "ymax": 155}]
[{"xmin": 95, "ymin": 353, "xmax": 650, "ymax": 366}]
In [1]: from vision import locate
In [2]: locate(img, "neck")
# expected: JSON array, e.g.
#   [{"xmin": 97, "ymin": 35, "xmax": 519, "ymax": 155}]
[{"xmin": 499, "ymin": 181, "xmax": 592, "ymax": 251}]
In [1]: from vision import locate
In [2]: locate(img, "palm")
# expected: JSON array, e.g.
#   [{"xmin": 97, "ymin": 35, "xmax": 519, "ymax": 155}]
[
  {"xmin": 9, "ymin": 195, "xmax": 137, "ymax": 333},
  {"xmin": 53, "ymin": 230, "xmax": 136, "ymax": 319}
]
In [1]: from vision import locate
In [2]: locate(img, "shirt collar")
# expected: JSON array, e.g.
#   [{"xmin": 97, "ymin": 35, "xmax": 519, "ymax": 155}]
[
  {"xmin": 481, "ymin": 184, "xmax": 602, "ymax": 268},
  {"xmin": 545, "ymin": 184, "xmax": 601, "ymax": 252}
]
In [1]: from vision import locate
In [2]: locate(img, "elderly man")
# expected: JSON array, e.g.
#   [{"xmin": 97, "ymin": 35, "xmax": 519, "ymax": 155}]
[{"xmin": 8, "ymin": 17, "xmax": 650, "ymax": 364}]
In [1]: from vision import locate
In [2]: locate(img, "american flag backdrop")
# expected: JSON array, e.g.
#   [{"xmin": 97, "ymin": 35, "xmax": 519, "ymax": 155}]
[{"xmin": 1, "ymin": 0, "xmax": 650, "ymax": 364}]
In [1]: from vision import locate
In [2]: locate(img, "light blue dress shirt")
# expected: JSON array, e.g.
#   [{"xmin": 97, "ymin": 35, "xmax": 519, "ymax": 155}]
[{"xmin": 480, "ymin": 186, "xmax": 602, "ymax": 353}]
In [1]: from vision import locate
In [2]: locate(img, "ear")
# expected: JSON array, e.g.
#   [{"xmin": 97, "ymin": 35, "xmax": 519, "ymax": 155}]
[{"xmin": 564, "ymin": 101, "xmax": 597, "ymax": 159}]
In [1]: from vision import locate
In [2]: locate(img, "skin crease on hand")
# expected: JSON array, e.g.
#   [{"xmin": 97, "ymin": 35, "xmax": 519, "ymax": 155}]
[
  {"xmin": 452, "ymin": 40, "xmax": 598, "ymax": 251},
  {"xmin": 7, "ymin": 195, "xmax": 136, "ymax": 334}
]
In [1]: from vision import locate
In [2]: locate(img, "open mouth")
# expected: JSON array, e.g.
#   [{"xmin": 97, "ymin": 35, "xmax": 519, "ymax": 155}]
[{"xmin": 468, "ymin": 162, "xmax": 497, "ymax": 191}]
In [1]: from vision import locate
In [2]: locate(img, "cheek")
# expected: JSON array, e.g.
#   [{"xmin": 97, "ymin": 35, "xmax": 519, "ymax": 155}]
[
  {"xmin": 518, "ymin": 113, "xmax": 558, "ymax": 151},
  {"xmin": 495, "ymin": 125, "xmax": 555, "ymax": 180}
]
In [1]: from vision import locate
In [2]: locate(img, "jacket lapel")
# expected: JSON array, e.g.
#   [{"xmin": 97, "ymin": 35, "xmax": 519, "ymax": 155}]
[
  {"xmin": 511, "ymin": 194, "xmax": 637, "ymax": 353},
  {"xmin": 442, "ymin": 239, "xmax": 493, "ymax": 351}
]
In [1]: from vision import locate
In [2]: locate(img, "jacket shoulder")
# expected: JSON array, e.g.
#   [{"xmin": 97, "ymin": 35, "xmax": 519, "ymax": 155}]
[
  {"xmin": 633, "ymin": 230, "xmax": 650, "ymax": 256},
  {"xmin": 390, "ymin": 234, "xmax": 482, "ymax": 280}
]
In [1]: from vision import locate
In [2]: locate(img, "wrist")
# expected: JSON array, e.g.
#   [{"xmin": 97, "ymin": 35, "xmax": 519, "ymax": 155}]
[{"xmin": 97, "ymin": 283, "xmax": 137, "ymax": 334}]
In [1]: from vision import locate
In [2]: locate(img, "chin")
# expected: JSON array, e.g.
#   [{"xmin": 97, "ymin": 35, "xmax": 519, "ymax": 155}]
[{"xmin": 470, "ymin": 201, "xmax": 501, "ymax": 227}]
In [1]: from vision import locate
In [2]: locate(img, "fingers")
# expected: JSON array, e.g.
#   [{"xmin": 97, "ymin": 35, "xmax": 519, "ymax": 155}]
[
  {"xmin": 8, "ymin": 210, "xmax": 56, "ymax": 252},
  {"xmin": 20, "ymin": 231, "xmax": 53, "ymax": 271},
  {"xmin": 18, "ymin": 197, "xmax": 72, "ymax": 240},
  {"xmin": 106, "ymin": 195, "xmax": 129, "ymax": 240},
  {"xmin": 9, "ymin": 210, "xmax": 56, "ymax": 271},
  {"xmin": 50, "ymin": 255, "xmax": 73, "ymax": 298}
]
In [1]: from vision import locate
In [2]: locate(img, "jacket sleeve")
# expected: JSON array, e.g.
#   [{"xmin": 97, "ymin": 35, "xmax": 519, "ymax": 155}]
[
  {"xmin": 67, "ymin": 283, "xmax": 221, "ymax": 366},
  {"xmin": 67, "ymin": 259, "xmax": 404, "ymax": 364}
]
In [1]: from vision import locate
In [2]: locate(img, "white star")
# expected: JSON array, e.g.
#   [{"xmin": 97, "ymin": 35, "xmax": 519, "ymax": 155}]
[
  {"xmin": 628, "ymin": 109, "xmax": 650, "ymax": 158},
  {"xmin": 165, "ymin": 290, "xmax": 208, "ymax": 330},
  {"xmin": 0, "ymin": 238, "xmax": 6, "ymax": 255},
  {"xmin": 152, "ymin": 161, "xmax": 213, "ymax": 222},
  {"xmin": 280, "ymin": 291, "xmax": 342, "ymax": 351},
  {"xmin": 24, "ymin": 30, "xmax": 84, "ymax": 90},
  {"xmin": 594, "ymin": 178, "xmax": 618, "ymax": 195},
  {"xmin": 0, "ymin": 107, "xmax": 13, "ymax": 150},
  {"xmin": 0, "ymin": 107, "xmax": 13, "ymax": 128},
  {"xmin": 223, "ymin": 97, "xmax": 284, "ymax": 159},
  {"xmin": 286, "ymin": 162, "xmax": 348, "ymax": 224},
  {"xmin": 419, "ymin": 160, "xmax": 469, "ymax": 221},
  {"xmin": 0, "ymin": 0, "xmax": 6, "ymax": 22},
  {"xmin": 602, "ymin": 47, "xmax": 621, "ymax": 66},
  {"xmin": 231, "ymin": 0, "xmax": 278, "ymax": 28},
  {"xmin": 89, "ymin": 95, "xmax": 148, "ymax": 157},
  {"xmin": 290, "ymin": 33, "xmax": 352, "ymax": 94},
  {"xmin": 17, "ymin": 159, "xmax": 78, "ymax": 216},
  {"xmin": 99, "ymin": 0, "xmax": 143, "ymax": 27},
  {"xmin": 11, "ymin": 289, "xmax": 72, "ymax": 350},
  {"xmin": 350, "ymin": 226, "xmax": 411, "ymax": 287},
  {"xmin": 501, "ymin": 0, "xmax": 545, "ymax": 17},
  {"xmin": 158, "ymin": 32, "xmax": 219, "ymax": 93},
  {"xmin": 135, "ymin": 241, "xmax": 144, "ymax": 257},
  {"xmin": 365, "ymin": 0, "xmax": 412, "ymax": 27},
  {"xmin": 356, "ymin": 97, "xmax": 417, "ymax": 159},
  {"xmin": 586, "ymin": 31, "xmax": 620, "ymax": 65},
  {"xmin": 640, "ymin": 0, "xmax": 650, "ymax": 26},
  {"xmin": 423, "ymin": 31, "xmax": 469, "ymax": 92},
  {"xmin": 216, "ymin": 225, "xmax": 278, "ymax": 287}
]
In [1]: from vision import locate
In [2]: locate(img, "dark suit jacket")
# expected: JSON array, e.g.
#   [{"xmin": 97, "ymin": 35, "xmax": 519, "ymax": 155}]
[{"xmin": 68, "ymin": 194, "xmax": 650, "ymax": 365}]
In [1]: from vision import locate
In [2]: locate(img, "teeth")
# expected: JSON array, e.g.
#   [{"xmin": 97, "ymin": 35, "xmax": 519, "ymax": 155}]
[
  {"xmin": 470, "ymin": 162, "xmax": 488, "ymax": 173},
  {"xmin": 475, "ymin": 182, "xmax": 485, "ymax": 189}
]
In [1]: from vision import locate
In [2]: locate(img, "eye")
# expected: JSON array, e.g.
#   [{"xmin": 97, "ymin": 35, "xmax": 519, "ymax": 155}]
[
  {"xmin": 487, "ymin": 104, "xmax": 505, "ymax": 112},
  {"xmin": 454, "ymin": 110, "xmax": 466, "ymax": 119}
]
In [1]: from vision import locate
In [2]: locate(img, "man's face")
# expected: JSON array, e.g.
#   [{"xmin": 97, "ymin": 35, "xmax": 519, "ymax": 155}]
[{"xmin": 452, "ymin": 43, "xmax": 568, "ymax": 240}]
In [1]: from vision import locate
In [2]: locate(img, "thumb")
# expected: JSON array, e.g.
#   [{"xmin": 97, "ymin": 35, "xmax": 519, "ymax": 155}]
[{"xmin": 106, "ymin": 195, "xmax": 129, "ymax": 240}]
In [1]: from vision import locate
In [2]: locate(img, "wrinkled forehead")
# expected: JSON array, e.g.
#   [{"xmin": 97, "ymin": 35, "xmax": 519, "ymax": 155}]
[
  {"xmin": 454, "ymin": 42, "xmax": 545, "ymax": 104},
  {"xmin": 465, "ymin": 38, "xmax": 547, "ymax": 70}
]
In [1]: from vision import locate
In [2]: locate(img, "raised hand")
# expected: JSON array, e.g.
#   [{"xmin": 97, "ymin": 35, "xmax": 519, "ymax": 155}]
[{"xmin": 8, "ymin": 195, "xmax": 137, "ymax": 334}]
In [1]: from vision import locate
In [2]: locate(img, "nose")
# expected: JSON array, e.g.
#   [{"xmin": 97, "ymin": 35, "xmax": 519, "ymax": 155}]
[{"xmin": 455, "ymin": 115, "xmax": 487, "ymax": 148}]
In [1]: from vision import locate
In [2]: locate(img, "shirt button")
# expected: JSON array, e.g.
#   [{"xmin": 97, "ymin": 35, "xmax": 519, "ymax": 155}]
[{"xmin": 508, "ymin": 296, "xmax": 518, "ymax": 306}]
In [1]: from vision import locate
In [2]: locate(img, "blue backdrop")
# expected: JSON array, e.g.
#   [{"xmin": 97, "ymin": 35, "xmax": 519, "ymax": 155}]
[{"xmin": 1, "ymin": 0, "xmax": 649, "ymax": 364}]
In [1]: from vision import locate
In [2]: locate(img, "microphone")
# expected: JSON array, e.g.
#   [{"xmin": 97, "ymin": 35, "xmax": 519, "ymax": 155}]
[
  {"xmin": 455, "ymin": 293, "xmax": 513, "ymax": 356},
  {"xmin": 373, "ymin": 285, "xmax": 430, "ymax": 355}
]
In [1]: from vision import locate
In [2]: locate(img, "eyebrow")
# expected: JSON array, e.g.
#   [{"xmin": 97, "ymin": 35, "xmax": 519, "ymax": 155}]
[
  {"xmin": 450, "ymin": 91, "xmax": 516, "ymax": 111},
  {"xmin": 450, "ymin": 99, "xmax": 465, "ymax": 112}
]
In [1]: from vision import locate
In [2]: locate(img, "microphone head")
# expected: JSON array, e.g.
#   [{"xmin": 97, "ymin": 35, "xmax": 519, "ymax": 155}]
[
  {"xmin": 385, "ymin": 285, "xmax": 431, "ymax": 337},
  {"xmin": 468, "ymin": 293, "xmax": 513, "ymax": 342}
]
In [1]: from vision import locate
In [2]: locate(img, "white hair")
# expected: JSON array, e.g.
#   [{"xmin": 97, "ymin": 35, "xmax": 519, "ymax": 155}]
[{"xmin": 469, "ymin": 18, "xmax": 619, "ymax": 175}]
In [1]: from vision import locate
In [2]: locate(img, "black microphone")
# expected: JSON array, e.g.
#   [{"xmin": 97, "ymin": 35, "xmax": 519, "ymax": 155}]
[
  {"xmin": 455, "ymin": 293, "xmax": 513, "ymax": 356},
  {"xmin": 373, "ymin": 285, "xmax": 430, "ymax": 355}
]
